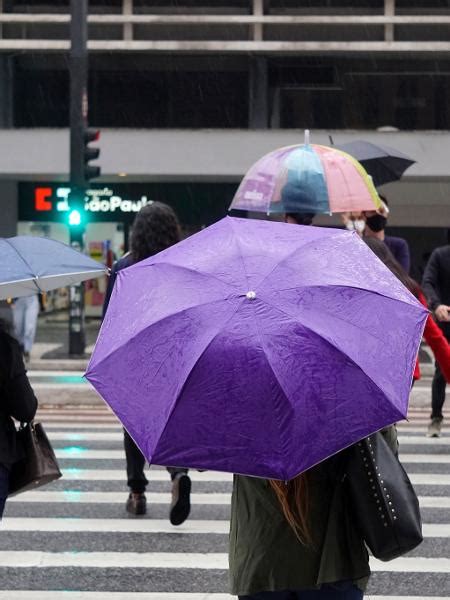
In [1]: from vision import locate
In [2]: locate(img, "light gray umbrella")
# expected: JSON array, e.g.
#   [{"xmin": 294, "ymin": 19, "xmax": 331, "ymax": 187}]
[{"xmin": 0, "ymin": 236, "xmax": 107, "ymax": 299}]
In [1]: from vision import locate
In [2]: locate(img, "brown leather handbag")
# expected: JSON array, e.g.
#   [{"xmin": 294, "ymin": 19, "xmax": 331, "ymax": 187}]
[{"xmin": 9, "ymin": 421, "xmax": 62, "ymax": 496}]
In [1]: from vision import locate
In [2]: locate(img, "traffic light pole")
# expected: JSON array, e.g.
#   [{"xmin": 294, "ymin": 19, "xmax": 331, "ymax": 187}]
[{"xmin": 69, "ymin": 0, "xmax": 88, "ymax": 355}]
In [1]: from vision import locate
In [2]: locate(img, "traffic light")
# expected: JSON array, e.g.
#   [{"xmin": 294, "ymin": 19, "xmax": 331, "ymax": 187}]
[
  {"xmin": 68, "ymin": 208, "xmax": 82, "ymax": 227},
  {"xmin": 84, "ymin": 128, "xmax": 101, "ymax": 183}
]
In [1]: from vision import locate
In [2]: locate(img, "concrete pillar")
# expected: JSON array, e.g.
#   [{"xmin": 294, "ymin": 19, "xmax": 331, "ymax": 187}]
[
  {"xmin": 0, "ymin": 181, "xmax": 18, "ymax": 236},
  {"xmin": 0, "ymin": 56, "xmax": 14, "ymax": 128},
  {"xmin": 384, "ymin": 0, "xmax": 395, "ymax": 43},
  {"xmin": 249, "ymin": 56, "xmax": 269, "ymax": 129}
]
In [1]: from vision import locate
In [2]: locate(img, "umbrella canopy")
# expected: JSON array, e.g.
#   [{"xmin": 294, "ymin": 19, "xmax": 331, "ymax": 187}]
[
  {"xmin": 86, "ymin": 217, "xmax": 427, "ymax": 480},
  {"xmin": 229, "ymin": 143, "xmax": 383, "ymax": 215},
  {"xmin": 335, "ymin": 140, "xmax": 416, "ymax": 187},
  {"xmin": 0, "ymin": 236, "xmax": 107, "ymax": 299}
]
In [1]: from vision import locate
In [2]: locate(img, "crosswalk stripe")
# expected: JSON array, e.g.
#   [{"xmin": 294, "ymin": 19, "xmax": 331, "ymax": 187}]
[
  {"xmin": 0, "ymin": 596, "xmax": 447, "ymax": 600},
  {"xmin": 60, "ymin": 469, "xmax": 234, "ymax": 481},
  {"xmin": 0, "ymin": 519, "xmax": 447, "ymax": 537},
  {"xmin": 56, "ymin": 468, "xmax": 450, "ymax": 484},
  {"xmin": 398, "ymin": 436, "xmax": 450, "ymax": 445},
  {"xmin": 7, "ymin": 491, "xmax": 450, "ymax": 508},
  {"xmin": 0, "ymin": 594, "xmax": 232, "ymax": 600},
  {"xmin": 0, "ymin": 551, "xmax": 448, "ymax": 572},
  {"xmin": 53, "ymin": 448, "xmax": 450, "ymax": 464}
]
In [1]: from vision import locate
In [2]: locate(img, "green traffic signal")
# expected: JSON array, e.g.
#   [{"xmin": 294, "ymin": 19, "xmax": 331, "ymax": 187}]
[{"xmin": 68, "ymin": 209, "xmax": 82, "ymax": 226}]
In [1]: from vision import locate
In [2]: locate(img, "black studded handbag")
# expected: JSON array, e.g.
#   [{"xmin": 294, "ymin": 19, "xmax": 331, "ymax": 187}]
[{"xmin": 344, "ymin": 430, "xmax": 423, "ymax": 561}]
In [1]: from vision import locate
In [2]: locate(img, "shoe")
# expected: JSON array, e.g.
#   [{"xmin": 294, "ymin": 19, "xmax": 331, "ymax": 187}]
[
  {"xmin": 428, "ymin": 418, "xmax": 442, "ymax": 438},
  {"xmin": 169, "ymin": 473, "xmax": 191, "ymax": 526},
  {"xmin": 126, "ymin": 492, "xmax": 147, "ymax": 515}
]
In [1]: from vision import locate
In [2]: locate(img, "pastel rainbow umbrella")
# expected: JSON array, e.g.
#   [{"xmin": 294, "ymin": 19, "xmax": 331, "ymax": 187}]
[{"xmin": 229, "ymin": 132, "xmax": 383, "ymax": 215}]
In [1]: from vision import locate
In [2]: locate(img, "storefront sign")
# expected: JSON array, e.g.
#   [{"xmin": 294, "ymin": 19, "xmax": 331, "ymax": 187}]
[{"xmin": 34, "ymin": 186, "xmax": 152, "ymax": 215}]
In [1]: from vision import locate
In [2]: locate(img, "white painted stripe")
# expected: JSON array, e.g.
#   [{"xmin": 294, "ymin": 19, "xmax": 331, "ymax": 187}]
[
  {"xmin": 7, "ymin": 491, "xmax": 450, "ymax": 509},
  {"xmin": 0, "ymin": 551, "xmax": 448, "ymax": 572},
  {"xmin": 0, "ymin": 594, "xmax": 232, "ymax": 600},
  {"xmin": 28, "ymin": 370, "xmax": 86, "ymax": 377},
  {"xmin": 8, "ymin": 491, "xmax": 232, "ymax": 505},
  {"xmin": 53, "ymin": 448, "xmax": 450, "ymax": 465},
  {"xmin": 410, "ymin": 473, "xmax": 450, "ymax": 485},
  {"xmin": 399, "ymin": 436, "xmax": 450, "ymax": 445},
  {"xmin": 45, "ymin": 423, "xmax": 121, "ymax": 430},
  {"xmin": 0, "ymin": 595, "xmax": 446, "ymax": 600},
  {"xmin": 34, "ymin": 383, "xmax": 89, "ymax": 390},
  {"xmin": 0, "ymin": 519, "xmax": 229, "ymax": 534},
  {"xmin": 56, "ymin": 468, "xmax": 450, "ymax": 484},
  {"xmin": 0, "ymin": 519, "xmax": 446, "ymax": 538},
  {"xmin": 60, "ymin": 469, "xmax": 233, "ymax": 481}
]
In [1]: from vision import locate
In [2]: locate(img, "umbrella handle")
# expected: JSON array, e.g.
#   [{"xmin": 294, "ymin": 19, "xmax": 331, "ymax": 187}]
[{"xmin": 304, "ymin": 129, "xmax": 310, "ymax": 146}]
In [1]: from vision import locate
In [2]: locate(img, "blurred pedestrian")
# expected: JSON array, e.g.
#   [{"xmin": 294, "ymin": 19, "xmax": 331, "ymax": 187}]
[
  {"xmin": 103, "ymin": 202, "xmax": 192, "ymax": 524},
  {"xmin": 0, "ymin": 318, "xmax": 38, "ymax": 519},
  {"xmin": 363, "ymin": 195, "xmax": 411, "ymax": 273},
  {"xmin": 284, "ymin": 213, "xmax": 315, "ymax": 226},
  {"xmin": 364, "ymin": 237, "xmax": 450, "ymax": 387},
  {"xmin": 422, "ymin": 232, "xmax": 450, "ymax": 437},
  {"xmin": 12, "ymin": 294, "xmax": 40, "ymax": 362},
  {"xmin": 230, "ymin": 425, "xmax": 398, "ymax": 599}
]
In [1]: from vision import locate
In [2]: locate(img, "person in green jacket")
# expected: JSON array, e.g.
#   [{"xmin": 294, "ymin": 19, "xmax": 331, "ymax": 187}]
[{"xmin": 229, "ymin": 426, "xmax": 398, "ymax": 599}]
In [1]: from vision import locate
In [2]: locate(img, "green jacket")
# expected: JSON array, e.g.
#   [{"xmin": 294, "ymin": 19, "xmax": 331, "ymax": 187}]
[{"xmin": 229, "ymin": 426, "xmax": 398, "ymax": 596}]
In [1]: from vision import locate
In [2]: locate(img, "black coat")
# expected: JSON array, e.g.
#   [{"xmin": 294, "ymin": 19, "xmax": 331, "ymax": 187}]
[
  {"xmin": 422, "ymin": 245, "xmax": 450, "ymax": 339},
  {"xmin": 102, "ymin": 254, "xmax": 133, "ymax": 318},
  {"xmin": 0, "ymin": 331, "xmax": 38, "ymax": 466}
]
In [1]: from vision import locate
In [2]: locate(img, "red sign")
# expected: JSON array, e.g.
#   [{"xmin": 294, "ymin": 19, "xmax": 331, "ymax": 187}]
[{"xmin": 35, "ymin": 187, "xmax": 53, "ymax": 211}]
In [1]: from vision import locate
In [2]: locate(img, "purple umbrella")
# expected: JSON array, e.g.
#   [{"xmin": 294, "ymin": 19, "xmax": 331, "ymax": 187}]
[{"xmin": 86, "ymin": 217, "xmax": 427, "ymax": 480}]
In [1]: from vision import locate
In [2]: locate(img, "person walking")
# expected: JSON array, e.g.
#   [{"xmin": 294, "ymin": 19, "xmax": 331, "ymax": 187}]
[
  {"xmin": 363, "ymin": 195, "xmax": 411, "ymax": 273},
  {"xmin": 230, "ymin": 426, "xmax": 398, "ymax": 599},
  {"xmin": 0, "ymin": 319, "xmax": 38, "ymax": 519},
  {"xmin": 422, "ymin": 234, "xmax": 450, "ymax": 437},
  {"xmin": 103, "ymin": 202, "xmax": 192, "ymax": 524},
  {"xmin": 12, "ymin": 294, "xmax": 40, "ymax": 362},
  {"xmin": 364, "ymin": 237, "xmax": 450, "ymax": 386}
]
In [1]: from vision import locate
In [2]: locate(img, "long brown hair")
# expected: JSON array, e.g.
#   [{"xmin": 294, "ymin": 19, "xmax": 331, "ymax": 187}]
[
  {"xmin": 269, "ymin": 474, "xmax": 311, "ymax": 544},
  {"xmin": 363, "ymin": 237, "xmax": 420, "ymax": 297}
]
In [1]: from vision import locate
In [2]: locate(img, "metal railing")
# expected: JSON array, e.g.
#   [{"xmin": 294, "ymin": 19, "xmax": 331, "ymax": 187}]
[{"xmin": 0, "ymin": 0, "xmax": 448, "ymax": 53}]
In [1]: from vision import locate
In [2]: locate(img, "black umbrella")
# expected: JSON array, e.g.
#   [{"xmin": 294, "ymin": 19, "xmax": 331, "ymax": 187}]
[{"xmin": 335, "ymin": 140, "xmax": 416, "ymax": 187}]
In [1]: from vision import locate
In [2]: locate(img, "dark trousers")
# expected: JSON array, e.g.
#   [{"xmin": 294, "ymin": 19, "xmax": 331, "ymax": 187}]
[
  {"xmin": 239, "ymin": 582, "xmax": 363, "ymax": 600},
  {"xmin": 123, "ymin": 429, "xmax": 187, "ymax": 493},
  {"xmin": 431, "ymin": 361, "xmax": 447, "ymax": 420},
  {"xmin": 0, "ymin": 464, "xmax": 9, "ymax": 520}
]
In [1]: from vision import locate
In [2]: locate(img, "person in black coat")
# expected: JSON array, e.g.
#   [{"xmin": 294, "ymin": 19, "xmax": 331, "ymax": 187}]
[
  {"xmin": 0, "ymin": 318, "xmax": 38, "ymax": 518},
  {"xmin": 422, "ymin": 234, "xmax": 450, "ymax": 437},
  {"xmin": 102, "ymin": 202, "xmax": 191, "ymax": 525}
]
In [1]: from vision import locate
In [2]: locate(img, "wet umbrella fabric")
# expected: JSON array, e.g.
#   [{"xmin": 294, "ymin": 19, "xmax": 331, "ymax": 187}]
[
  {"xmin": 229, "ymin": 143, "xmax": 383, "ymax": 215},
  {"xmin": 335, "ymin": 141, "xmax": 416, "ymax": 187},
  {"xmin": 0, "ymin": 236, "xmax": 107, "ymax": 299},
  {"xmin": 86, "ymin": 217, "xmax": 427, "ymax": 480}
]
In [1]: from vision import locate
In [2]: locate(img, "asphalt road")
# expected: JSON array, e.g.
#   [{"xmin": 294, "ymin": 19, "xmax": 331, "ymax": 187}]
[{"xmin": 0, "ymin": 386, "xmax": 449, "ymax": 599}]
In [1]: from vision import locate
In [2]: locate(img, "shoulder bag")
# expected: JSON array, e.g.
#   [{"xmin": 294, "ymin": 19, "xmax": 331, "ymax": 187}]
[
  {"xmin": 345, "ymin": 430, "xmax": 423, "ymax": 561},
  {"xmin": 9, "ymin": 421, "xmax": 62, "ymax": 497}
]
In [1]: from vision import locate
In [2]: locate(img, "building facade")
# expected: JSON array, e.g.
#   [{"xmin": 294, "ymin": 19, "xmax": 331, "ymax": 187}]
[{"xmin": 0, "ymin": 0, "xmax": 449, "ymax": 280}]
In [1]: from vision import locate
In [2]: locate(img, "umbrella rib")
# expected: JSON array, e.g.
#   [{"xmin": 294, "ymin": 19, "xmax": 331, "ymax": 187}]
[
  {"xmin": 254, "ymin": 230, "xmax": 346, "ymax": 292},
  {"xmin": 2, "ymin": 238, "xmax": 42, "ymax": 293},
  {"xmin": 269, "ymin": 283, "xmax": 422, "ymax": 311},
  {"xmin": 258, "ymin": 297, "xmax": 411, "ymax": 416},
  {"xmin": 226, "ymin": 217, "xmax": 251, "ymax": 288},
  {"xmin": 144, "ymin": 260, "xmax": 242, "ymax": 292}
]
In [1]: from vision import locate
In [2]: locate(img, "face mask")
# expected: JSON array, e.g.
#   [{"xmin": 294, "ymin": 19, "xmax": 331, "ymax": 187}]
[
  {"xmin": 345, "ymin": 219, "xmax": 366, "ymax": 234},
  {"xmin": 366, "ymin": 214, "xmax": 387, "ymax": 232}
]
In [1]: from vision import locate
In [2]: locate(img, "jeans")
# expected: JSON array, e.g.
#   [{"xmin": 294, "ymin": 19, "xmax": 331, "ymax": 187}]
[
  {"xmin": 13, "ymin": 295, "xmax": 39, "ymax": 354},
  {"xmin": 239, "ymin": 582, "xmax": 363, "ymax": 600},
  {"xmin": 0, "ymin": 464, "xmax": 9, "ymax": 520},
  {"xmin": 431, "ymin": 361, "xmax": 447, "ymax": 420},
  {"xmin": 123, "ymin": 429, "xmax": 188, "ymax": 493}
]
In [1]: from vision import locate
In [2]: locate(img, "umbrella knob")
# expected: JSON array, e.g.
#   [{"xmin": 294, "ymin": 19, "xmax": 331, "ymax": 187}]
[
  {"xmin": 246, "ymin": 291, "xmax": 256, "ymax": 300},
  {"xmin": 304, "ymin": 129, "xmax": 310, "ymax": 146}
]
